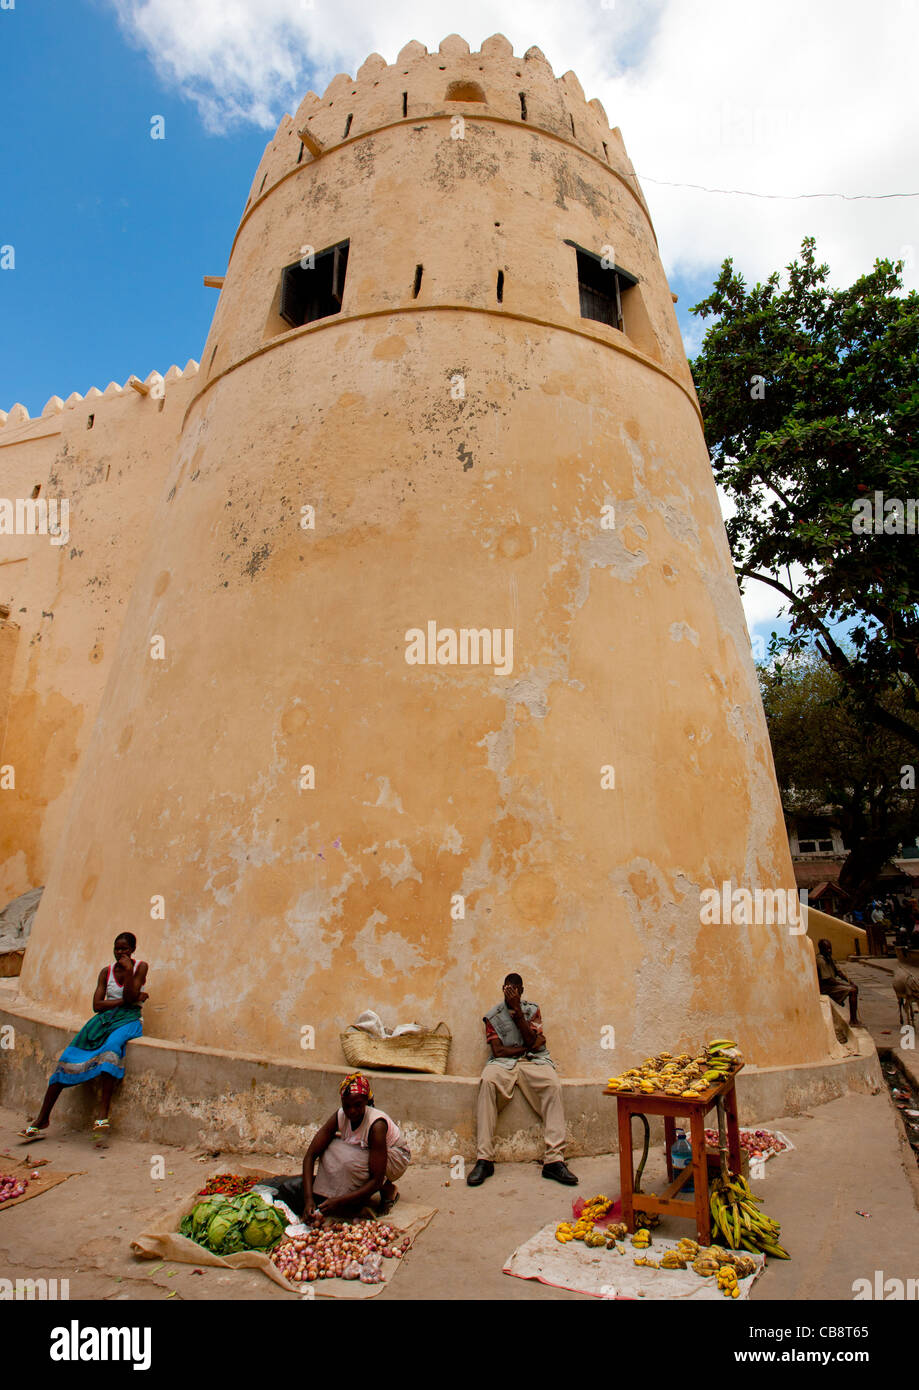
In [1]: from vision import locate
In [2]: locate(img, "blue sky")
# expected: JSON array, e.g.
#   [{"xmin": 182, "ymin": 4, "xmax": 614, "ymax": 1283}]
[
  {"xmin": 0, "ymin": 0, "xmax": 710, "ymax": 419},
  {"xmin": 0, "ymin": 0, "xmax": 267, "ymax": 413},
  {"xmin": 2, "ymin": 0, "xmax": 916, "ymax": 648}
]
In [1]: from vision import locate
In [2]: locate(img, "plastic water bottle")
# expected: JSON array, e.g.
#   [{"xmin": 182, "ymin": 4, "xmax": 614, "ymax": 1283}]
[{"xmin": 671, "ymin": 1128, "xmax": 694, "ymax": 1193}]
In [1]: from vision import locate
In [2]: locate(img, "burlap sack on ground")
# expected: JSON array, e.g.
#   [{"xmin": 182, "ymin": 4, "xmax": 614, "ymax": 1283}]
[
  {"xmin": 0, "ymin": 1153, "xmax": 82, "ymax": 1211},
  {"xmin": 131, "ymin": 1165, "xmax": 435, "ymax": 1299}
]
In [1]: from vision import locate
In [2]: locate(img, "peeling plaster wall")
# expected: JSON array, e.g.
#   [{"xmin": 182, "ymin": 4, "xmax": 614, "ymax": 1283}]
[
  {"xmin": 0, "ymin": 376, "xmax": 197, "ymax": 902},
  {"xmin": 13, "ymin": 37, "xmax": 833, "ymax": 1080}
]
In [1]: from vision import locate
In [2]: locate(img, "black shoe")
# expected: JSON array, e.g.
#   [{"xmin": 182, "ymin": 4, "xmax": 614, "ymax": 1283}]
[
  {"xmin": 542, "ymin": 1161, "xmax": 579, "ymax": 1185},
  {"xmin": 466, "ymin": 1160, "xmax": 494, "ymax": 1187}
]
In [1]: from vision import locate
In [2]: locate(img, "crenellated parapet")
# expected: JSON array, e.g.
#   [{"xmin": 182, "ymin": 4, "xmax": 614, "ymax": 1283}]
[
  {"xmin": 0, "ymin": 361, "xmax": 199, "ymax": 434},
  {"xmin": 241, "ymin": 34, "xmax": 642, "ymax": 221}
]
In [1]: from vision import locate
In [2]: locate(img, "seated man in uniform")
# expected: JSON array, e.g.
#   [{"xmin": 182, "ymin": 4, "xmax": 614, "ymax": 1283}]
[
  {"xmin": 816, "ymin": 938, "xmax": 860, "ymax": 1025},
  {"xmin": 466, "ymin": 972, "xmax": 578, "ymax": 1188}
]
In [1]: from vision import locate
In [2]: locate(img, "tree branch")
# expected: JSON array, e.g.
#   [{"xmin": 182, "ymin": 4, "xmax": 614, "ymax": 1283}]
[{"xmin": 739, "ymin": 567, "xmax": 919, "ymax": 754}]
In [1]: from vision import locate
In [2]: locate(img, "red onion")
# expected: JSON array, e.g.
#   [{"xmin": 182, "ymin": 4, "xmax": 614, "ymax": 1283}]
[{"xmin": 0, "ymin": 1174, "xmax": 28, "ymax": 1203}]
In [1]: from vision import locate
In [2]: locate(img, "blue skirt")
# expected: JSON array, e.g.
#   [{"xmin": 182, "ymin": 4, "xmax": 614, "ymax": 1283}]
[{"xmin": 50, "ymin": 1016, "xmax": 143, "ymax": 1087}]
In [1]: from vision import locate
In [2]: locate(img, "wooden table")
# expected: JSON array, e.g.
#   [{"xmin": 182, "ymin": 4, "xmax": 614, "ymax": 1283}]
[{"xmin": 605, "ymin": 1073, "xmax": 743, "ymax": 1246}]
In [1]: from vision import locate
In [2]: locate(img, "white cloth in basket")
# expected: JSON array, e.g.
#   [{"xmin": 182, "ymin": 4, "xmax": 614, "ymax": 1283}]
[{"xmin": 352, "ymin": 1010, "xmax": 422, "ymax": 1039}]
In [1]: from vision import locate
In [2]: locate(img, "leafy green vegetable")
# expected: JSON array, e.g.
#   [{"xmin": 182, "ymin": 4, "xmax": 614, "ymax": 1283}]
[{"xmin": 180, "ymin": 1193, "xmax": 285, "ymax": 1255}]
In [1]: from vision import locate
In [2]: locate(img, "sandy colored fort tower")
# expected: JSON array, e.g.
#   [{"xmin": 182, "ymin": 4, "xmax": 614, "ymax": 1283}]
[{"xmin": 2, "ymin": 35, "xmax": 859, "ymax": 1151}]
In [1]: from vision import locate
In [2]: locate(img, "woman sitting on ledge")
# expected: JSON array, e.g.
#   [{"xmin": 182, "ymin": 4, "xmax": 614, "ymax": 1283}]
[
  {"xmin": 18, "ymin": 932, "xmax": 148, "ymax": 1139},
  {"xmin": 270, "ymin": 1073, "xmax": 411, "ymax": 1219}
]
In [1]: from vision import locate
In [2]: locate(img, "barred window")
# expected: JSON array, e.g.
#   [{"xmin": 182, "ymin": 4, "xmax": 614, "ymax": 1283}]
[
  {"xmin": 279, "ymin": 240, "xmax": 350, "ymax": 328},
  {"xmin": 566, "ymin": 240, "xmax": 638, "ymax": 332}
]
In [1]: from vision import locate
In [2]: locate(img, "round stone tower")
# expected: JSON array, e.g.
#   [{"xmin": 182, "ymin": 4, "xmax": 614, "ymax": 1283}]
[{"xmin": 21, "ymin": 34, "xmax": 833, "ymax": 1085}]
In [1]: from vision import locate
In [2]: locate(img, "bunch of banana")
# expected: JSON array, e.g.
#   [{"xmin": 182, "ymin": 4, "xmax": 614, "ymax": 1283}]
[
  {"xmin": 581, "ymin": 1193, "xmax": 614, "ymax": 1220},
  {"xmin": 709, "ymin": 1245, "xmax": 740, "ymax": 1267},
  {"xmin": 584, "ymin": 1231, "xmax": 606, "ymax": 1248},
  {"xmin": 691, "ymin": 1251, "xmax": 720, "ymax": 1277},
  {"xmin": 630, "ymin": 1228, "xmax": 652, "ymax": 1249},
  {"xmin": 605, "ymin": 1222, "xmax": 628, "ymax": 1241},
  {"xmin": 660, "ymin": 1249, "xmax": 688, "ymax": 1269},
  {"xmin": 607, "ymin": 1041, "xmax": 743, "ymax": 1097},
  {"xmin": 717, "ymin": 1264, "xmax": 740, "ymax": 1299},
  {"xmin": 633, "ymin": 1255, "xmax": 659, "ymax": 1268},
  {"xmin": 710, "ymin": 1173, "xmax": 790, "ymax": 1259},
  {"xmin": 701, "ymin": 1039, "xmax": 743, "ymax": 1085},
  {"xmin": 677, "ymin": 1237, "xmax": 700, "ymax": 1259},
  {"xmin": 635, "ymin": 1211, "xmax": 661, "ymax": 1231},
  {"xmin": 555, "ymin": 1221, "xmax": 575, "ymax": 1244}
]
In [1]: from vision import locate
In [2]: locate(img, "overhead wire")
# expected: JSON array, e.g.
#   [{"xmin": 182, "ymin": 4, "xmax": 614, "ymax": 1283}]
[{"xmin": 637, "ymin": 176, "xmax": 919, "ymax": 201}]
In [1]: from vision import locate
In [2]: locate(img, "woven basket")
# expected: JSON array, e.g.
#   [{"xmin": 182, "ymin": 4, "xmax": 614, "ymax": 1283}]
[{"xmin": 339, "ymin": 1022, "xmax": 452, "ymax": 1075}]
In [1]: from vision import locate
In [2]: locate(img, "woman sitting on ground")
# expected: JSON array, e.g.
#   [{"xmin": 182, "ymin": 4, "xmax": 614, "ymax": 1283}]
[
  {"xmin": 19, "ymin": 932, "xmax": 148, "ymax": 1139},
  {"xmin": 270, "ymin": 1073, "xmax": 411, "ymax": 1219}
]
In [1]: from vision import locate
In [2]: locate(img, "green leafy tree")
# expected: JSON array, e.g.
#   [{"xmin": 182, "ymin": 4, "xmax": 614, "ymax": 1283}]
[
  {"xmin": 759, "ymin": 655, "xmax": 919, "ymax": 903},
  {"xmin": 690, "ymin": 238, "xmax": 919, "ymax": 752}
]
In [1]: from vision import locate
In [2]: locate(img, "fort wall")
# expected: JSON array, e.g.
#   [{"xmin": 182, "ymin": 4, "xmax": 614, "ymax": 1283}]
[
  {"xmin": 0, "ymin": 366, "xmax": 198, "ymax": 900},
  {"xmin": 5, "ymin": 36, "xmax": 834, "ymax": 1089}
]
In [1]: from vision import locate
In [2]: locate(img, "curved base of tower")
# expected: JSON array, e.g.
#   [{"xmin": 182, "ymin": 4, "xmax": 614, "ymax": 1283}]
[{"xmin": 0, "ymin": 985, "xmax": 881, "ymax": 1162}]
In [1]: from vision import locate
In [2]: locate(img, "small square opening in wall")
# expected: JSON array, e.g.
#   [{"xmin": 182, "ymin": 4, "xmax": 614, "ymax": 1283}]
[
  {"xmin": 566, "ymin": 240, "xmax": 638, "ymax": 331},
  {"xmin": 279, "ymin": 240, "xmax": 350, "ymax": 328}
]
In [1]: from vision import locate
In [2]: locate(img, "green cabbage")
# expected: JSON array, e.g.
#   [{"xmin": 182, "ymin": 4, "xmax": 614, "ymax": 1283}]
[
  {"xmin": 189, "ymin": 1198, "xmax": 223, "ymax": 1238},
  {"xmin": 180, "ymin": 1193, "xmax": 286, "ymax": 1255},
  {"xmin": 205, "ymin": 1210, "xmax": 243, "ymax": 1252},
  {"xmin": 242, "ymin": 1211, "xmax": 285, "ymax": 1249}
]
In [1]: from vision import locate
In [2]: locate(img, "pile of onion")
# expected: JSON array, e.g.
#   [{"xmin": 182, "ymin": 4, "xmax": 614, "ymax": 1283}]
[
  {"xmin": 0, "ymin": 1174, "xmax": 28, "ymax": 1204},
  {"xmin": 271, "ymin": 1219, "xmax": 412, "ymax": 1284},
  {"xmin": 704, "ymin": 1127, "xmax": 787, "ymax": 1160}
]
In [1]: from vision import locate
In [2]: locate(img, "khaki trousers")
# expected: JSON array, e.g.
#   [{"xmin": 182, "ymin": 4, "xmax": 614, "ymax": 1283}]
[{"xmin": 476, "ymin": 1059, "xmax": 567, "ymax": 1163}]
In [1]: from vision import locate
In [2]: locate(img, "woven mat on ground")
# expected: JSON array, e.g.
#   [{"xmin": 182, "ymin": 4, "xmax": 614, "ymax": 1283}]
[
  {"xmin": 131, "ymin": 1166, "xmax": 436, "ymax": 1300},
  {"xmin": 503, "ymin": 1225, "xmax": 766, "ymax": 1301},
  {"xmin": 0, "ymin": 1153, "xmax": 83, "ymax": 1212}
]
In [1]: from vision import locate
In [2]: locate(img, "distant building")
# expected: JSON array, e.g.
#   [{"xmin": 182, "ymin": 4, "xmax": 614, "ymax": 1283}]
[{"xmin": 785, "ymin": 807, "xmax": 919, "ymax": 904}]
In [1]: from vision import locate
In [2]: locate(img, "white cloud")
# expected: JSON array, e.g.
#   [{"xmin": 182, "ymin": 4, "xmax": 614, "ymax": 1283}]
[
  {"xmin": 108, "ymin": 0, "xmax": 654, "ymax": 130},
  {"xmin": 609, "ymin": 0, "xmax": 919, "ymax": 294},
  {"xmin": 108, "ymin": 0, "xmax": 919, "ymax": 303}
]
